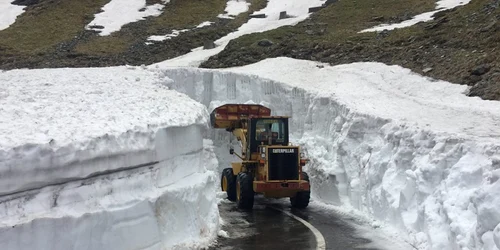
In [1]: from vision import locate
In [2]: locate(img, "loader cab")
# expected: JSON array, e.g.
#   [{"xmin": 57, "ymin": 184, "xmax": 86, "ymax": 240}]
[{"xmin": 249, "ymin": 117, "xmax": 289, "ymax": 153}]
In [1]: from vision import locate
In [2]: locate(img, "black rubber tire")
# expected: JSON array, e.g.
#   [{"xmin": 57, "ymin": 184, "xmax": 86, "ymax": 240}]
[
  {"xmin": 236, "ymin": 172, "xmax": 254, "ymax": 209},
  {"xmin": 290, "ymin": 172, "xmax": 311, "ymax": 209},
  {"xmin": 221, "ymin": 168, "xmax": 236, "ymax": 201}
]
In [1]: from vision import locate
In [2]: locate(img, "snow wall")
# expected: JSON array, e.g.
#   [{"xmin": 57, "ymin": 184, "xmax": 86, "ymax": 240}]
[
  {"xmin": 162, "ymin": 68, "xmax": 500, "ymax": 250},
  {"xmin": 0, "ymin": 125, "xmax": 220, "ymax": 249}
]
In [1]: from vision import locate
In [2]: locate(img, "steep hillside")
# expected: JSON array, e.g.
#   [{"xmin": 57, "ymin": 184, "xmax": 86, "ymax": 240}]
[
  {"xmin": 201, "ymin": 0, "xmax": 500, "ymax": 100},
  {"xmin": 1, "ymin": 0, "xmax": 498, "ymax": 100},
  {"xmin": 0, "ymin": 0, "xmax": 266, "ymax": 68}
]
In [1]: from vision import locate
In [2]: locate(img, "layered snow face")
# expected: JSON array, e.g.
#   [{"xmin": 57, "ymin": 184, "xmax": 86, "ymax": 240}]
[
  {"xmin": 361, "ymin": 0, "xmax": 471, "ymax": 32},
  {"xmin": 153, "ymin": 0, "xmax": 326, "ymax": 67},
  {"xmin": 0, "ymin": 66, "xmax": 220, "ymax": 249},
  {"xmin": 0, "ymin": 0, "xmax": 25, "ymax": 31},
  {"xmin": 86, "ymin": 0, "xmax": 171, "ymax": 36},
  {"xmin": 0, "ymin": 139, "xmax": 220, "ymax": 250},
  {"xmin": 0, "ymin": 66, "xmax": 207, "ymax": 196},
  {"xmin": 160, "ymin": 58, "xmax": 500, "ymax": 250}
]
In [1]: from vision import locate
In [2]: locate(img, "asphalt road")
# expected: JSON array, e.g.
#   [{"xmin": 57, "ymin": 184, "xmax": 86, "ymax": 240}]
[{"xmin": 210, "ymin": 196, "xmax": 399, "ymax": 250}]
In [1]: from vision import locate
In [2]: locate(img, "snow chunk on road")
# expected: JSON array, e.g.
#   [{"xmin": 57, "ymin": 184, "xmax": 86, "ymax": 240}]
[
  {"xmin": 86, "ymin": 0, "xmax": 170, "ymax": 36},
  {"xmin": 0, "ymin": 0, "xmax": 25, "ymax": 31},
  {"xmin": 153, "ymin": 0, "xmax": 326, "ymax": 67},
  {"xmin": 361, "ymin": 0, "xmax": 471, "ymax": 32},
  {"xmin": 0, "ymin": 66, "xmax": 207, "ymax": 196},
  {"xmin": 218, "ymin": 0, "xmax": 250, "ymax": 19}
]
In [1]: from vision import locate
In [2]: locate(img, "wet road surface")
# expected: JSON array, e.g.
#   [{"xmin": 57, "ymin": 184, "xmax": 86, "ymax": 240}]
[
  {"xmin": 212, "ymin": 201, "xmax": 316, "ymax": 250},
  {"xmin": 210, "ymin": 196, "xmax": 391, "ymax": 250}
]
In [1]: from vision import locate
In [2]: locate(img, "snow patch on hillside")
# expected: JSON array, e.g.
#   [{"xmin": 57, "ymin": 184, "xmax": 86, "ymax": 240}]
[
  {"xmin": 153, "ymin": 0, "xmax": 326, "ymax": 67},
  {"xmin": 86, "ymin": 0, "xmax": 171, "ymax": 36},
  {"xmin": 159, "ymin": 58, "xmax": 500, "ymax": 250},
  {"xmin": 147, "ymin": 21, "xmax": 213, "ymax": 43},
  {"xmin": 361, "ymin": 0, "xmax": 471, "ymax": 32},
  {"xmin": 218, "ymin": 0, "xmax": 250, "ymax": 19},
  {"xmin": 149, "ymin": 29, "xmax": 190, "ymax": 42},
  {"xmin": 0, "ymin": 0, "xmax": 25, "ymax": 31}
]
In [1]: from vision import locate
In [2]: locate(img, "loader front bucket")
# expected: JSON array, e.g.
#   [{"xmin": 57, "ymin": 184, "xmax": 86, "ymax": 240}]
[{"xmin": 210, "ymin": 104, "xmax": 271, "ymax": 129}]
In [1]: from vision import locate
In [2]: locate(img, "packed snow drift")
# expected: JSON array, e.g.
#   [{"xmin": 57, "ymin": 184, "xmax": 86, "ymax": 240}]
[
  {"xmin": 0, "ymin": 67, "xmax": 219, "ymax": 249},
  {"xmin": 160, "ymin": 57, "xmax": 500, "ymax": 250}
]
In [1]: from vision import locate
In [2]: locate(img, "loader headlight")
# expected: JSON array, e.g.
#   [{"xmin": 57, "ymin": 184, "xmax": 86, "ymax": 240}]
[{"xmin": 261, "ymin": 147, "xmax": 265, "ymax": 153}]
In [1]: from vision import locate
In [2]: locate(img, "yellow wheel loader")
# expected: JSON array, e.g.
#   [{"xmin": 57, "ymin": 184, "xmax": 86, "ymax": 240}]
[{"xmin": 211, "ymin": 104, "xmax": 310, "ymax": 209}]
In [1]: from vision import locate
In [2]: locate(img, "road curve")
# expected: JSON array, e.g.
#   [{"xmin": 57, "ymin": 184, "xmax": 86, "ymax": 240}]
[{"xmin": 211, "ymin": 196, "xmax": 386, "ymax": 250}]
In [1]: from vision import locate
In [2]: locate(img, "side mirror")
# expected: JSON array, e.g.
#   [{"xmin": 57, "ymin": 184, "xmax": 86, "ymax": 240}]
[{"xmin": 229, "ymin": 148, "xmax": 234, "ymax": 155}]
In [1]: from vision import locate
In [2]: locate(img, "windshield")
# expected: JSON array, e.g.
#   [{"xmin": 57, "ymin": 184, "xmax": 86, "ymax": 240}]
[{"xmin": 254, "ymin": 119, "xmax": 285, "ymax": 142}]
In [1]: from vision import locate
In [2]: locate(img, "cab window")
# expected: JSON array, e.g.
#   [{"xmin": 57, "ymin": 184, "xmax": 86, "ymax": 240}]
[{"xmin": 255, "ymin": 119, "xmax": 285, "ymax": 142}]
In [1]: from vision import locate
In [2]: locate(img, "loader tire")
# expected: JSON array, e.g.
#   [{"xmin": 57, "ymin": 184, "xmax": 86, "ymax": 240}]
[
  {"xmin": 221, "ymin": 168, "xmax": 236, "ymax": 201},
  {"xmin": 236, "ymin": 172, "xmax": 254, "ymax": 209},
  {"xmin": 291, "ymin": 172, "xmax": 310, "ymax": 209}
]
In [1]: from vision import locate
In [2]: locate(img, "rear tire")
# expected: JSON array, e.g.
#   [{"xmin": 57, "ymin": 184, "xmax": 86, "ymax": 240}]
[
  {"xmin": 221, "ymin": 168, "xmax": 236, "ymax": 201},
  {"xmin": 236, "ymin": 172, "xmax": 254, "ymax": 209},
  {"xmin": 291, "ymin": 172, "xmax": 310, "ymax": 209}
]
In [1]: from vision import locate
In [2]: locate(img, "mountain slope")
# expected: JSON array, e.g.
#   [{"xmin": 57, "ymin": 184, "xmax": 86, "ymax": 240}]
[
  {"xmin": 201, "ymin": 0, "xmax": 500, "ymax": 100},
  {"xmin": 0, "ymin": 0, "xmax": 266, "ymax": 68}
]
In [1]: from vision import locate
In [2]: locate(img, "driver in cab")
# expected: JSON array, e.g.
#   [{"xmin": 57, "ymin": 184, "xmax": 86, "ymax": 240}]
[{"xmin": 256, "ymin": 123, "xmax": 278, "ymax": 141}]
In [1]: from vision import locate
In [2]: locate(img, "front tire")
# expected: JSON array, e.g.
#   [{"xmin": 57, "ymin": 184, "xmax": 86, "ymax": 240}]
[
  {"xmin": 221, "ymin": 168, "xmax": 236, "ymax": 201},
  {"xmin": 236, "ymin": 172, "xmax": 254, "ymax": 209},
  {"xmin": 290, "ymin": 172, "xmax": 310, "ymax": 209}
]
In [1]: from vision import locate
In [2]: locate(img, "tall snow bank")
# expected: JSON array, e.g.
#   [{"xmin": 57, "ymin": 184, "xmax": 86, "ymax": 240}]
[
  {"xmin": 0, "ymin": 66, "xmax": 220, "ymax": 249},
  {"xmin": 0, "ymin": 140, "xmax": 220, "ymax": 250},
  {"xmin": 0, "ymin": 66, "xmax": 208, "ymax": 196},
  {"xmin": 159, "ymin": 58, "xmax": 500, "ymax": 250}
]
